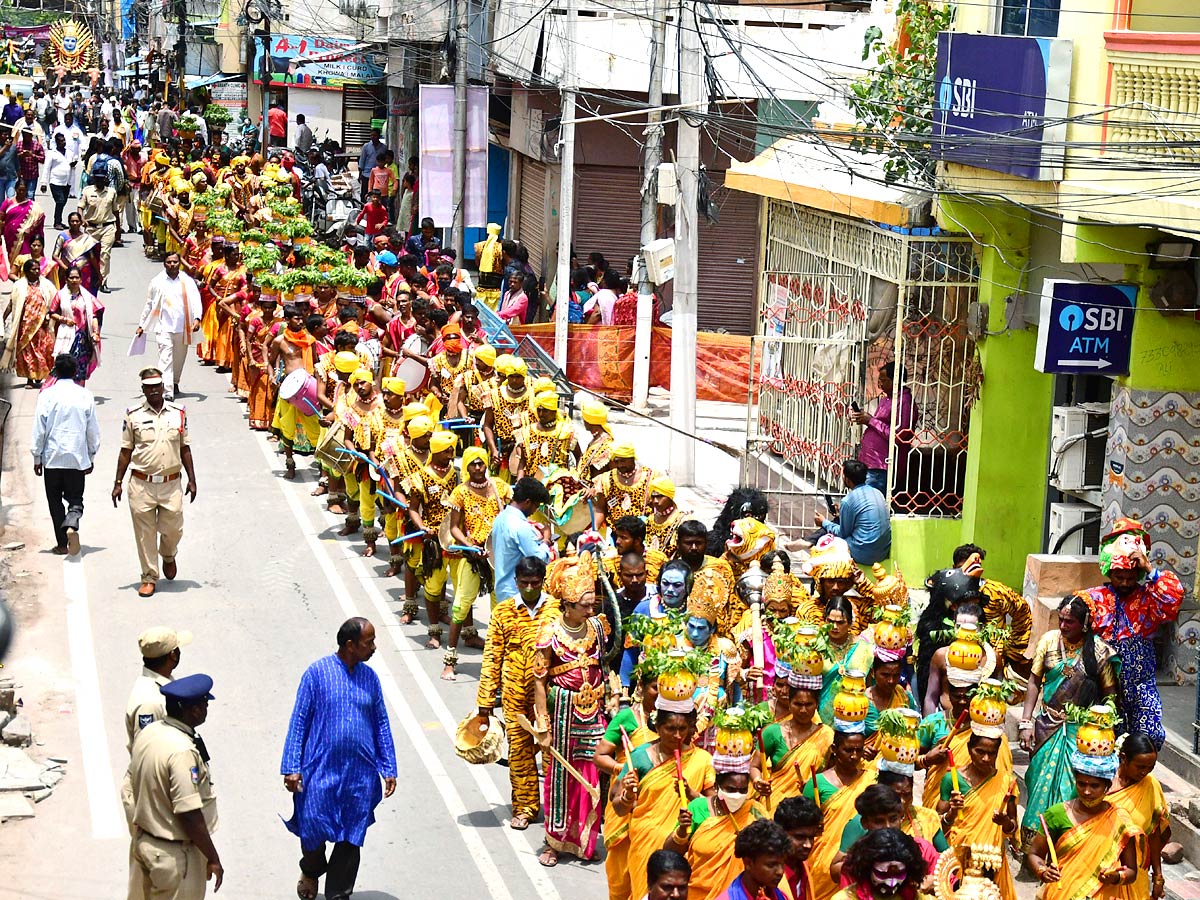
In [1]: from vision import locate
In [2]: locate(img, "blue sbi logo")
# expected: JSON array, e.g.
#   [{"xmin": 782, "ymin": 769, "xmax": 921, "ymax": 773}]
[{"xmin": 1059, "ymin": 304, "xmax": 1085, "ymax": 332}]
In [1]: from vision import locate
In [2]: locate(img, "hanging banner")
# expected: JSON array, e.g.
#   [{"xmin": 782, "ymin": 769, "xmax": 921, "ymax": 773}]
[
  {"xmin": 252, "ymin": 35, "xmax": 384, "ymax": 90},
  {"xmin": 419, "ymin": 84, "xmax": 489, "ymax": 228}
]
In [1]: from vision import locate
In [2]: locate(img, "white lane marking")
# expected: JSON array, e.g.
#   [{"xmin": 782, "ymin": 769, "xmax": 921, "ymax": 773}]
[
  {"xmin": 258, "ymin": 439, "xmax": 517, "ymax": 900},
  {"xmin": 63, "ymin": 557, "xmax": 126, "ymax": 840},
  {"xmin": 338, "ymin": 541, "xmax": 566, "ymax": 900}
]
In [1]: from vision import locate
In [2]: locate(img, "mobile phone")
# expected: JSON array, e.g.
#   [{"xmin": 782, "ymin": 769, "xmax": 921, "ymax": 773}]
[{"xmin": 850, "ymin": 401, "xmax": 861, "ymax": 413}]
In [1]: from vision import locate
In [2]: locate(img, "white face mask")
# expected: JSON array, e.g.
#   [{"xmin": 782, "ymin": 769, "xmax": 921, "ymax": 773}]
[{"xmin": 718, "ymin": 789, "xmax": 748, "ymax": 813}]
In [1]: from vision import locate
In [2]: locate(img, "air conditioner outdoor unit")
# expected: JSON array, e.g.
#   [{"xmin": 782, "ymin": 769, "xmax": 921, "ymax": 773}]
[
  {"xmin": 1050, "ymin": 404, "xmax": 1109, "ymax": 492},
  {"xmin": 1048, "ymin": 502, "xmax": 1101, "ymax": 555}
]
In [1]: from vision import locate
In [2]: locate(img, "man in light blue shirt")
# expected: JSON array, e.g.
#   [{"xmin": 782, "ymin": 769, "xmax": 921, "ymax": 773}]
[
  {"xmin": 31, "ymin": 355, "xmax": 100, "ymax": 555},
  {"xmin": 489, "ymin": 477, "xmax": 552, "ymax": 603},
  {"xmin": 815, "ymin": 459, "xmax": 891, "ymax": 566}
]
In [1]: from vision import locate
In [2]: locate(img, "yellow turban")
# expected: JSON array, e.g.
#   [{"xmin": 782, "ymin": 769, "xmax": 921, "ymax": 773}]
[
  {"xmin": 473, "ymin": 344, "xmax": 496, "ymax": 366},
  {"xmin": 381, "ymin": 377, "xmax": 406, "ymax": 396},
  {"xmin": 611, "ymin": 441, "xmax": 636, "ymax": 460},
  {"xmin": 649, "ymin": 475, "xmax": 676, "ymax": 500},
  {"xmin": 532, "ymin": 376, "xmax": 555, "ymax": 395},
  {"xmin": 349, "ymin": 368, "xmax": 373, "ymax": 386},
  {"xmin": 403, "ymin": 401, "xmax": 430, "ymax": 422},
  {"xmin": 333, "ymin": 351, "xmax": 360, "ymax": 373},
  {"xmin": 408, "ymin": 415, "xmax": 434, "ymax": 438},
  {"xmin": 233, "ymin": 155, "xmax": 250, "ymax": 166},
  {"xmin": 155, "ymin": 152, "xmax": 169, "ymax": 165},
  {"xmin": 509, "ymin": 357, "xmax": 528, "ymax": 377},
  {"xmin": 581, "ymin": 401, "xmax": 611, "ymax": 435},
  {"xmin": 533, "ymin": 390, "xmax": 559, "ymax": 411},
  {"xmin": 430, "ymin": 430, "xmax": 458, "ymax": 454},
  {"xmin": 461, "ymin": 446, "xmax": 489, "ymax": 478},
  {"xmin": 494, "ymin": 354, "xmax": 516, "ymax": 376}
]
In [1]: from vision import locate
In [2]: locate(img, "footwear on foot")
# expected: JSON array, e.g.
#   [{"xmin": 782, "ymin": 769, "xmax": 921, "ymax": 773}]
[
  {"xmin": 509, "ymin": 815, "xmax": 530, "ymax": 830},
  {"xmin": 51, "ymin": 545, "xmax": 68, "ymax": 555},
  {"xmin": 66, "ymin": 528, "xmax": 80, "ymax": 556},
  {"xmin": 538, "ymin": 847, "xmax": 558, "ymax": 867},
  {"xmin": 464, "ymin": 635, "xmax": 486, "ymax": 650},
  {"xmin": 297, "ymin": 875, "xmax": 318, "ymax": 900},
  {"xmin": 138, "ymin": 582, "xmax": 156, "ymax": 597},
  {"xmin": 163, "ymin": 558, "xmax": 177, "ymax": 580}
]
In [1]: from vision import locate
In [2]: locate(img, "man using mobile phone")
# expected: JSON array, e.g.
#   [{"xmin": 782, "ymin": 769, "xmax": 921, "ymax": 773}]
[{"xmin": 850, "ymin": 361, "xmax": 913, "ymax": 495}]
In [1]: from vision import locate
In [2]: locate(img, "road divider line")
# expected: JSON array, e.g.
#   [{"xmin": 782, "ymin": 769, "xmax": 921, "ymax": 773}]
[
  {"xmin": 258, "ymin": 438, "xmax": 517, "ymax": 900},
  {"xmin": 63, "ymin": 557, "xmax": 126, "ymax": 840}
]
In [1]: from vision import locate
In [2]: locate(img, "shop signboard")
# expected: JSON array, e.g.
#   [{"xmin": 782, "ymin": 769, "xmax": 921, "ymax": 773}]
[
  {"xmin": 933, "ymin": 32, "xmax": 1073, "ymax": 181},
  {"xmin": 1035, "ymin": 279, "xmax": 1137, "ymax": 375},
  {"xmin": 252, "ymin": 35, "xmax": 384, "ymax": 90}
]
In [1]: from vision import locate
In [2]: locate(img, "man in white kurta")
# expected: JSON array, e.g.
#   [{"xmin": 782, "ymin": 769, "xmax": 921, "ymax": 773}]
[{"xmin": 136, "ymin": 252, "xmax": 202, "ymax": 400}]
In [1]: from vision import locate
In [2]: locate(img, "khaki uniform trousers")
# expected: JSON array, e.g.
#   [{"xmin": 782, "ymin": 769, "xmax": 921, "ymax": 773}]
[
  {"xmin": 128, "ymin": 830, "xmax": 207, "ymax": 900},
  {"xmin": 88, "ymin": 222, "xmax": 117, "ymax": 285},
  {"xmin": 129, "ymin": 478, "xmax": 183, "ymax": 582}
]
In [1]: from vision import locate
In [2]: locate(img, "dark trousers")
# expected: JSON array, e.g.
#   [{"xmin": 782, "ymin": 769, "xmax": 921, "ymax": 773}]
[
  {"xmin": 300, "ymin": 842, "xmax": 361, "ymax": 900},
  {"xmin": 49, "ymin": 183, "xmax": 69, "ymax": 227},
  {"xmin": 44, "ymin": 468, "xmax": 85, "ymax": 549}
]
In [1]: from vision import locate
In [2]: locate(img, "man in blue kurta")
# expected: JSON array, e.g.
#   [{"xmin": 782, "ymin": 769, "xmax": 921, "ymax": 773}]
[{"xmin": 282, "ymin": 617, "xmax": 398, "ymax": 900}]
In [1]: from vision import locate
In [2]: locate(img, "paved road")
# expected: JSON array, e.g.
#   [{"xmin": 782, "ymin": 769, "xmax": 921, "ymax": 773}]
[{"xmin": 0, "ymin": 215, "xmax": 607, "ymax": 900}]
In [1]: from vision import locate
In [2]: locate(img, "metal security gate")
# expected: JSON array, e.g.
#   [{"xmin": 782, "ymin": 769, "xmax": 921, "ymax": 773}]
[{"xmin": 743, "ymin": 202, "xmax": 980, "ymax": 536}]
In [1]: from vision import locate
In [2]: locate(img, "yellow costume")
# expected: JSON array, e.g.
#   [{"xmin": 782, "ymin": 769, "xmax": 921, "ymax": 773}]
[
  {"xmin": 1108, "ymin": 775, "xmax": 1168, "ymax": 897},
  {"xmin": 803, "ymin": 768, "xmax": 877, "ymax": 900},
  {"xmin": 1040, "ymin": 801, "xmax": 1143, "ymax": 900},
  {"xmin": 602, "ymin": 706, "xmax": 656, "ymax": 900},
  {"xmin": 941, "ymin": 767, "xmax": 1019, "ymax": 900},
  {"xmin": 683, "ymin": 798, "xmax": 770, "ymax": 900}
]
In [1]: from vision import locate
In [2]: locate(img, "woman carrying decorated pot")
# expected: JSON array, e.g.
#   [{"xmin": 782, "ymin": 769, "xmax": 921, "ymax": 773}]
[
  {"xmin": 611, "ymin": 649, "xmax": 717, "ymax": 900},
  {"xmin": 936, "ymin": 681, "xmax": 1019, "ymax": 900},
  {"xmin": 801, "ymin": 672, "xmax": 878, "ymax": 900},
  {"xmin": 1018, "ymin": 595, "xmax": 1119, "ymax": 850},
  {"xmin": 664, "ymin": 704, "xmax": 772, "ymax": 900},
  {"xmin": 1026, "ymin": 704, "xmax": 1142, "ymax": 900},
  {"xmin": 750, "ymin": 625, "xmax": 834, "ymax": 813},
  {"xmin": 1108, "ymin": 732, "xmax": 1172, "ymax": 899}
]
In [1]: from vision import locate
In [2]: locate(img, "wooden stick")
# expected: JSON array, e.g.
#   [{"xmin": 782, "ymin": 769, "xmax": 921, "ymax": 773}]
[
  {"xmin": 515, "ymin": 713, "xmax": 600, "ymax": 804},
  {"xmin": 937, "ymin": 710, "xmax": 970, "ymax": 749},
  {"xmin": 1039, "ymin": 812, "xmax": 1058, "ymax": 867}
]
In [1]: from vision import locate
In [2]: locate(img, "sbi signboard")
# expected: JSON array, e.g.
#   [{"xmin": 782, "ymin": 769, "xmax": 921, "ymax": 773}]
[
  {"xmin": 1035, "ymin": 280, "xmax": 1137, "ymax": 375},
  {"xmin": 933, "ymin": 33, "xmax": 1073, "ymax": 181}
]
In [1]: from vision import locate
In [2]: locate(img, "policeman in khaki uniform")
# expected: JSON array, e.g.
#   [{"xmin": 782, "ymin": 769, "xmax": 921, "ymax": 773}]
[
  {"xmin": 113, "ymin": 368, "xmax": 198, "ymax": 598},
  {"xmin": 125, "ymin": 626, "xmax": 191, "ymax": 752},
  {"xmin": 127, "ymin": 673, "xmax": 223, "ymax": 899}
]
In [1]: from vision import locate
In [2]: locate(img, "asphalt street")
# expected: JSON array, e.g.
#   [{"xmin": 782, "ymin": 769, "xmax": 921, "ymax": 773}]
[{"xmin": 0, "ymin": 201, "xmax": 607, "ymax": 900}]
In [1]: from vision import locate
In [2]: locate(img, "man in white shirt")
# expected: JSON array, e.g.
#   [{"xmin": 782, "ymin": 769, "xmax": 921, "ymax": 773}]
[
  {"xmin": 53, "ymin": 111, "xmax": 85, "ymax": 197},
  {"xmin": 45, "ymin": 131, "xmax": 72, "ymax": 229},
  {"xmin": 135, "ymin": 252, "xmax": 202, "ymax": 400},
  {"xmin": 53, "ymin": 87, "xmax": 70, "ymax": 127},
  {"xmin": 11, "ymin": 107, "xmax": 45, "ymax": 144},
  {"xmin": 31, "ymin": 354, "xmax": 101, "ymax": 555}
]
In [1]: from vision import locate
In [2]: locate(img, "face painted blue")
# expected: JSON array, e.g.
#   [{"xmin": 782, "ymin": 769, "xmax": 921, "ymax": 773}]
[
  {"xmin": 660, "ymin": 571, "xmax": 688, "ymax": 607},
  {"xmin": 686, "ymin": 616, "xmax": 713, "ymax": 649}
]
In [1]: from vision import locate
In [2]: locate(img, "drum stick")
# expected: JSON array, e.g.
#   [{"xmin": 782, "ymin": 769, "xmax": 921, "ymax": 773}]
[
  {"xmin": 390, "ymin": 529, "xmax": 426, "ymax": 545},
  {"xmin": 448, "ymin": 544, "xmax": 482, "ymax": 554},
  {"xmin": 301, "ymin": 398, "xmax": 321, "ymax": 416},
  {"xmin": 376, "ymin": 489, "xmax": 408, "ymax": 510}
]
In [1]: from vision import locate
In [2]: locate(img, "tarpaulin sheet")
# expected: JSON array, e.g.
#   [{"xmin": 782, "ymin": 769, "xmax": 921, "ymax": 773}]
[{"xmin": 507, "ymin": 324, "xmax": 754, "ymax": 404}]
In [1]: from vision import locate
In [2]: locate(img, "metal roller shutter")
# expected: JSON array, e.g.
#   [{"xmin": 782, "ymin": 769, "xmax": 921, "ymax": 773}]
[
  {"xmin": 519, "ymin": 158, "xmax": 547, "ymax": 276},
  {"xmin": 695, "ymin": 172, "xmax": 759, "ymax": 335},
  {"xmin": 573, "ymin": 166, "xmax": 644, "ymax": 278}
]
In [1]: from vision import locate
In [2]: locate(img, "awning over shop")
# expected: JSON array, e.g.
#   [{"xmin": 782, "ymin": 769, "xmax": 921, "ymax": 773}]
[
  {"xmin": 725, "ymin": 136, "xmax": 929, "ymax": 228},
  {"xmin": 185, "ymin": 73, "xmax": 242, "ymax": 89}
]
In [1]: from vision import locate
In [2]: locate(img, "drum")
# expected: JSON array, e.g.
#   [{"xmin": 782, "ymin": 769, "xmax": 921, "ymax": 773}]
[
  {"xmin": 315, "ymin": 422, "xmax": 350, "ymax": 475},
  {"xmin": 547, "ymin": 477, "xmax": 594, "ymax": 541},
  {"xmin": 395, "ymin": 333, "xmax": 429, "ymax": 395},
  {"xmin": 280, "ymin": 369, "xmax": 320, "ymax": 416}
]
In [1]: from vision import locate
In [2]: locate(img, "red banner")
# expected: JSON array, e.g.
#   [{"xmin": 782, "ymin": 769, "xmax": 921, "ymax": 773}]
[{"xmin": 508, "ymin": 324, "xmax": 755, "ymax": 404}]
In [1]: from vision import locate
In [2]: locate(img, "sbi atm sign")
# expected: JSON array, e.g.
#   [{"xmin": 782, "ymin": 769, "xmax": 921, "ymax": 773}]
[{"xmin": 1035, "ymin": 280, "xmax": 1137, "ymax": 375}]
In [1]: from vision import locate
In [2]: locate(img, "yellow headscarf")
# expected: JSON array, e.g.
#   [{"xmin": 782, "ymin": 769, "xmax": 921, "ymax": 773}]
[
  {"xmin": 333, "ymin": 351, "xmax": 360, "ymax": 373},
  {"xmin": 408, "ymin": 415, "xmax": 434, "ymax": 438},
  {"xmin": 473, "ymin": 344, "xmax": 497, "ymax": 367},
  {"xmin": 349, "ymin": 368, "xmax": 373, "ymax": 386},
  {"xmin": 461, "ymin": 446, "xmax": 490, "ymax": 478},
  {"xmin": 581, "ymin": 401, "xmax": 611, "ymax": 435},
  {"xmin": 532, "ymin": 375, "xmax": 555, "ymax": 395},
  {"xmin": 533, "ymin": 390, "xmax": 559, "ymax": 411},
  {"xmin": 381, "ymin": 377, "xmax": 406, "ymax": 396},
  {"xmin": 403, "ymin": 401, "xmax": 431, "ymax": 422},
  {"xmin": 494, "ymin": 354, "xmax": 517, "ymax": 376},
  {"xmin": 611, "ymin": 441, "xmax": 636, "ymax": 459},
  {"xmin": 430, "ymin": 430, "xmax": 457, "ymax": 454},
  {"xmin": 508, "ymin": 357, "xmax": 528, "ymax": 377},
  {"xmin": 649, "ymin": 474, "xmax": 676, "ymax": 500}
]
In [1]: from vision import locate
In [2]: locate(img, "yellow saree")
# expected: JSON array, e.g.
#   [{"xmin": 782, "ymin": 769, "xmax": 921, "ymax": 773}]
[
  {"xmin": 603, "ymin": 717, "xmax": 656, "ymax": 900},
  {"xmin": 922, "ymin": 730, "xmax": 1013, "ymax": 809},
  {"xmin": 1108, "ymin": 776, "xmax": 1166, "ymax": 898},
  {"xmin": 625, "ymin": 746, "xmax": 716, "ymax": 900},
  {"xmin": 765, "ymin": 724, "xmax": 834, "ymax": 813},
  {"xmin": 804, "ymin": 768, "xmax": 876, "ymax": 900},
  {"xmin": 1043, "ymin": 804, "xmax": 1143, "ymax": 900},
  {"xmin": 686, "ymin": 800, "xmax": 769, "ymax": 900},
  {"xmin": 943, "ymin": 770, "xmax": 1018, "ymax": 900}
]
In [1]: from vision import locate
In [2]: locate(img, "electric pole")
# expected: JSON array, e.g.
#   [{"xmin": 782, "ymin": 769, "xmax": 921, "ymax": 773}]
[
  {"xmin": 451, "ymin": 0, "xmax": 469, "ymax": 260},
  {"xmin": 174, "ymin": 0, "xmax": 187, "ymax": 96},
  {"xmin": 670, "ymin": 0, "xmax": 701, "ymax": 485},
  {"xmin": 632, "ymin": 0, "xmax": 667, "ymax": 411},
  {"xmin": 552, "ymin": 0, "xmax": 577, "ymax": 370}
]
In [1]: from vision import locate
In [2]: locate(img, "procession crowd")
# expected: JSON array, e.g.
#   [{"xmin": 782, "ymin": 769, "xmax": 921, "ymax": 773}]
[{"xmin": 8, "ymin": 86, "xmax": 1192, "ymax": 900}]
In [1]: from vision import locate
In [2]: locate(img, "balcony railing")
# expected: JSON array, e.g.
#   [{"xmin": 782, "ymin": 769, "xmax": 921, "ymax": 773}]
[{"xmin": 1105, "ymin": 31, "xmax": 1200, "ymax": 161}]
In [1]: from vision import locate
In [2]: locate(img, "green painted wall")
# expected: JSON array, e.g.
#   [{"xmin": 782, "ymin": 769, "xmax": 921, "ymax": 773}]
[
  {"xmin": 1124, "ymin": 274, "xmax": 1200, "ymax": 393},
  {"xmin": 890, "ymin": 517, "xmax": 964, "ymax": 583}
]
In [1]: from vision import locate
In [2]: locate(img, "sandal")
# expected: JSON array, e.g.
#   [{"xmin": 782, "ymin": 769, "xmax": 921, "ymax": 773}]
[
  {"xmin": 297, "ymin": 875, "xmax": 318, "ymax": 900},
  {"xmin": 538, "ymin": 847, "xmax": 558, "ymax": 867},
  {"xmin": 509, "ymin": 815, "xmax": 530, "ymax": 831}
]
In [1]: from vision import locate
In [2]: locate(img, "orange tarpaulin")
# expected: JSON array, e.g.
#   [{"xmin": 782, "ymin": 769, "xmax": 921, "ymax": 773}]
[{"xmin": 508, "ymin": 324, "xmax": 754, "ymax": 404}]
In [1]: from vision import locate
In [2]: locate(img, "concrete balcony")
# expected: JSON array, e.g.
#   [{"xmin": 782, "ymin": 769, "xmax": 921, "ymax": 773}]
[{"xmin": 1105, "ymin": 31, "xmax": 1200, "ymax": 162}]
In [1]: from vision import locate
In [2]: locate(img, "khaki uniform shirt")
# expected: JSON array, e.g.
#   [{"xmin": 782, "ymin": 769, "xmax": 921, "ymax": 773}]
[
  {"xmin": 125, "ymin": 668, "xmax": 171, "ymax": 753},
  {"xmin": 120, "ymin": 400, "xmax": 189, "ymax": 476},
  {"xmin": 128, "ymin": 718, "xmax": 218, "ymax": 841},
  {"xmin": 79, "ymin": 184, "xmax": 119, "ymax": 227}
]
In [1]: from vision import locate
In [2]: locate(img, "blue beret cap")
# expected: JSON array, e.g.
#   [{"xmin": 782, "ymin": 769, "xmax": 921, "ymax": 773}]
[{"xmin": 160, "ymin": 673, "xmax": 215, "ymax": 702}]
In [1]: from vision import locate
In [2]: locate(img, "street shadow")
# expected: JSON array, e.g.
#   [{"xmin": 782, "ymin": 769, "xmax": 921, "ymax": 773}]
[
  {"xmin": 457, "ymin": 808, "xmax": 505, "ymax": 829},
  {"xmin": 155, "ymin": 579, "xmax": 203, "ymax": 593},
  {"xmin": 173, "ymin": 391, "xmax": 209, "ymax": 402},
  {"xmin": 349, "ymin": 893, "xmax": 401, "ymax": 900}
]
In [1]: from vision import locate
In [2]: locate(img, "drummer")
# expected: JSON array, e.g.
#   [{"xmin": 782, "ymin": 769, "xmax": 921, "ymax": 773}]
[
  {"xmin": 368, "ymin": 377, "xmax": 409, "ymax": 578},
  {"xmin": 449, "ymin": 344, "xmax": 498, "ymax": 437},
  {"xmin": 513, "ymin": 389, "xmax": 578, "ymax": 482},
  {"xmin": 268, "ymin": 305, "xmax": 322, "ymax": 480},
  {"xmin": 393, "ymin": 412, "xmax": 435, "ymax": 625},
  {"xmin": 481, "ymin": 354, "xmax": 532, "ymax": 481},
  {"xmin": 336, "ymin": 369, "xmax": 384, "ymax": 555}
]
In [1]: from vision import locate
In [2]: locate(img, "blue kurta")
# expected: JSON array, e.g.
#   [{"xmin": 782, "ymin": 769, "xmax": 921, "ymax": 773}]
[{"xmin": 281, "ymin": 655, "xmax": 398, "ymax": 847}]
